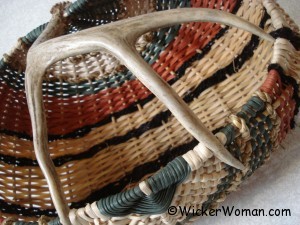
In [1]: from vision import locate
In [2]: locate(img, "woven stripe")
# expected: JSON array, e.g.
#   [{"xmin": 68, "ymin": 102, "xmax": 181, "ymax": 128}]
[
  {"xmin": 0, "ymin": 17, "xmax": 243, "ymax": 139},
  {"xmin": 0, "ymin": 0, "xmax": 190, "ymax": 94},
  {"xmin": 268, "ymin": 64, "xmax": 300, "ymax": 126},
  {"xmin": 0, "ymin": 137, "xmax": 197, "ymax": 217},
  {"xmin": 0, "ymin": 1, "xmax": 242, "ymax": 145},
  {"xmin": 0, "ymin": 10, "xmax": 276, "ymax": 216},
  {"xmin": 0, "ymin": 14, "xmax": 274, "ymax": 220},
  {"xmin": 262, "ymin": 69, "xmax": 296, "ymax": 141},
  {"xmin": 152, "ymin": 0, "xmax": 238, "ymax": 76},
  {"xmin": 0, "ymin": 0, "xmax": 299, "ymax": 223},
  {"xmin": 179, "ymin": 96, "xmax": 278, "ymax": 223},
  {"xmin": 1, "ymin": 68, "xmax": 284, "ymax": 218},
  {"xmin": 0, "ymin": 0, "xmax": 185, "ymax": 86},
  {"xmin": 1, "ymin": 1, "xmax": 261, "ymax": 143},
  {"xmin": 0, "ymin": 13, "xmax": 268, "ymax": 167},
  {"xmin": 2, "ymin": 0, "xmax": 300, "ymax": 223},
  {"xmin": 0, "ymin": 28, "xmax": 226, "ymax": 140},
  {"xmin": 180, "ymin": 68, "xmax": 296, "ymax": 224},
  {"xmin": 0, "ymin": 7, "xmax": 274, "ymax": 216},
  {"xmin": 270, "ymin": 27, "xmax": 300, "ymax": 50}
]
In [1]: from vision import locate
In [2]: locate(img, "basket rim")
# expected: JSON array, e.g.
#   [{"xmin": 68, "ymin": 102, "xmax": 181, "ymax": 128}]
[{"xmin": 0, "ymin": 0, "xmax": 299, "ymax": 224}]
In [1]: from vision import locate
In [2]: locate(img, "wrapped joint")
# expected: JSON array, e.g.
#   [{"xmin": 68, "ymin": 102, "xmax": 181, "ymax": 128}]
[
  {"xmin": 229, "ymin": 115, "xmax": 251, "ymax": 141},
  {"xmin": 182, "ymin": 142, "xmax": 214, "ymax": 171},
  {"xmin": 263, "ymin": 0, "xmax": 288, "ymax": 29},
  {"xmin": 254, "ymin": 91, "xmax": 272, "ymax": 104},
  {"xmin": 139, "ymin": 181, "xmax": 153, "ymax": 196},
  {"xmin": 67, "ymin": 202, "xmax": 110, "ymax": 225}
]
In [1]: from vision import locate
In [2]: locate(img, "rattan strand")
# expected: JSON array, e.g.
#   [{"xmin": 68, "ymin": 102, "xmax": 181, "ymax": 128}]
[{"xmin": 0, "ymin": 0, "xmax": 299, "ymax": 224}]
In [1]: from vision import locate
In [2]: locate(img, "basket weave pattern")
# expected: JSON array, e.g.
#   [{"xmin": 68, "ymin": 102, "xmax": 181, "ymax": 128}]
[{"xmin": 0, "ymin": 0, "xmax": 299, "ymax": 224}]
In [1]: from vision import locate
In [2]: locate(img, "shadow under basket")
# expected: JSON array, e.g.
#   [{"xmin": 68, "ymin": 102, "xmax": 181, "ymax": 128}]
[{"xmin": 0, "ymin": 0, "xmax": 299, "ymax": 225}]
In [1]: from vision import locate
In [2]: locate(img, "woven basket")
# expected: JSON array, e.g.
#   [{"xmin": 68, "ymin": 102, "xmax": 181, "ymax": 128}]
[{"xmin": 0, "ymin": 0, "xmax": 299, "ymax": 224}]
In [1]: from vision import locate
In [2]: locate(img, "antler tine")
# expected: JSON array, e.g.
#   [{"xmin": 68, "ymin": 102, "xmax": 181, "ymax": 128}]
[{"xmin": 25, "ymin": 8, "xmax": 275, "ymax": 224}]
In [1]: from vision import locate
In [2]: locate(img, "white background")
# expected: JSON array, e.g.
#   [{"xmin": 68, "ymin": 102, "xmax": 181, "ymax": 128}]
[{"xmin": 0, "ymin": 1, "xmax": 299, "ymax": 225}]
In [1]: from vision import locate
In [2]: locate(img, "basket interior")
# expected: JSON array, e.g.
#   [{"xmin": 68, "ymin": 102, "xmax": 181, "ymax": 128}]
[{"xmin": 0, "ymin": 0, "xmax": 277, "ymax": 219}]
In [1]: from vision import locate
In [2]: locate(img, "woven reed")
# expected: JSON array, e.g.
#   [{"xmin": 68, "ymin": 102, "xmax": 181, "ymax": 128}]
[{"xmin": 0, "ymin": 0, "xmax": 299, "ymax": 224}]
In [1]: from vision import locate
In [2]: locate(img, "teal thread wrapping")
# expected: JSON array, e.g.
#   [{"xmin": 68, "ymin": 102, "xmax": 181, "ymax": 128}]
[
  {"xmin": 185, "ymin": 114, "xmax": 273, "ymax": 223},
  {"xmin": 66, "ymin": 0, "xmax": 118, "ymax": 17},
  {"xmin": 236, "ymin": 95, "xmax": 273, "ymax": 175},
  {"xmin": 48, "ymin": 217, "xmax": 61, "ymax": 225},
  {"xmin": 21, "ymin": 23, "xmax": 48, "ymax": 45},
  {"xmin": 218, "ymin": 125, "xmax": 236, "ymax": 145},
  {"xmin": 97, "ymin": 156, "xmax": 190, "ymax": 216},
  {"xmin": 1, "ymin": 0, "xmax": 189, "ymax": 97},
  {"xmin": 147, "ymin": 157, "xmax": 190, "ymax": 193},
  {"xmin": 65, "ymin": 0, "xmax": 89, "ymax": 16},
  {"xmin": 183, "ymin": 89, "xmax": 276, "ymax": 223},
  {"xmin": 0, "ymin": 67, "xmax": 136, "ymax": 96},
  {"xmin": 182, "ymin": 142, "xmax": 241, "ymax": 224},
  {"xmin": 15, "ymin": 222, "xmax": 38, "ymax": 225},
  {"xmin": 237, "ymin": 96, "xmax": 265, "ymax": 123},
  {"xmin": 143, "ymin": 0, "xmax": 189, "ymax": 64},
  {"xmin": 0, "ymin": 59, "xmax": 5, "ymax": 70}
]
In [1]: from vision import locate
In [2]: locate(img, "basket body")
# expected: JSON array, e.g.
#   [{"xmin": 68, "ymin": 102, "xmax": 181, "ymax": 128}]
[{"xmin": 0, "ymin": 0, "xmax": 299, "ymax": 224}]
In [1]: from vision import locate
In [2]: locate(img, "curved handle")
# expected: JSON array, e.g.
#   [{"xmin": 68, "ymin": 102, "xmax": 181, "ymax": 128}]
[{"xmin": 25, "ymin": 8, "xmax": 274, "ymax": 225}]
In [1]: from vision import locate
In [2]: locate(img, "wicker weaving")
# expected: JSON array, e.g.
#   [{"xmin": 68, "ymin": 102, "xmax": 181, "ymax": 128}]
[{"xmin": 0, "ymin": 0, "xmax": 299, "ymax": 224}]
